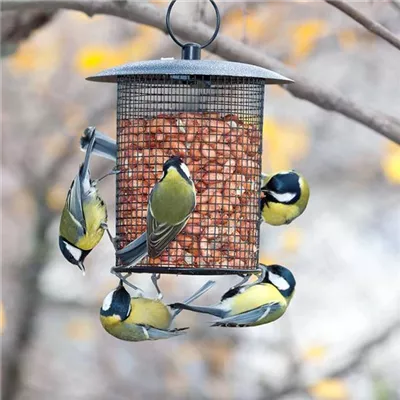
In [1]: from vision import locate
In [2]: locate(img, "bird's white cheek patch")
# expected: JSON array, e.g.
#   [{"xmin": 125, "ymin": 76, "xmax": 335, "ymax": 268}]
[
  {"xmin": 102, "ymin": 291, "xmax": 115, "ymax": 311},
  {"xmin": 269, "ymin": 272, "xmax": 290, "ymax": 291},
  {"xmin": 180, "ymin": 163, "xmax": 191, "ymax": 180},
  {"xmin": 65, "ymin": 242, "xmax": 82, "ymax": 261},
  {"xmin": 268, "ymin": 191, "xmax": 296, "ymax": 203}
]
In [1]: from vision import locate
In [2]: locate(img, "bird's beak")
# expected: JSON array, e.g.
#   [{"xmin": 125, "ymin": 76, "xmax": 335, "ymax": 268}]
[
  {"xmin": 77, "ymin": 261, "xmax": 86, "ymax": 276},
  {"xmin": 117, "ymin": 279, "xmax": 124, "ymax": 289}
]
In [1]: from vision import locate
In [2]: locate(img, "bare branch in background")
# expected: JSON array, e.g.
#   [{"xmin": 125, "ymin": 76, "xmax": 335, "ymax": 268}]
[
  {"xmin": 1, "ymin": 99, "xmax": 115, "ymax": 400},
  {"xmin": 268, "ymin": 318, "xmax": 400, "ymax": 399},
  {"xmin": 391, "ymin": 0, "xmax": 400, "ymax": 13},
  {"xmin": 1, "ymin": 9, "xmax": 56, "ymax": 56},
  {"xmin": 325, "ymin": 0, "xmax": 400, "ymax": 51},
  {"xmin": 2, "ymin": 0, "xmax": 400, "ymax": 144}
]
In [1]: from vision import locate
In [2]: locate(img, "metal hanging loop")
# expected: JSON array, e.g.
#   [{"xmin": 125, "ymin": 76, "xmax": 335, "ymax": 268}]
[{"xmin": 166, "ymin": 0, "xmax": 221, "ymax": 59}]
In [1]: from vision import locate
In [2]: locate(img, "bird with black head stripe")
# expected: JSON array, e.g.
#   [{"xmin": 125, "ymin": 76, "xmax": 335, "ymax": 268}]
[
  {"xmin": 169, "ymin": 264, "xmax": 296, "ymax": 328},
  {"xmin": 100, "ymin": 279, "xmax": 215, "ymax": 341},
  {"xmin": 59, "ymin": 128, "xmax": 115, "ymax": 274},
  {"xmin": 115, "ymin": 156, "xmax": 196, "ymax": 267},
  {"xmin": 261, "ymin": 170, "xmax": 310, "ymax": 226}
]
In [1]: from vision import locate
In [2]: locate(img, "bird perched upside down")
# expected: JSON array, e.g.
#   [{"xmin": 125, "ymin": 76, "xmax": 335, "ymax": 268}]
[
  {"xmin": 100, "ymin": 279, "xmax": 215, "ymax": 341},
  {"xmin": 59, "ymin": 128, "xmax": 113, "ymax": 273},
  {"xmin": 169, "ymin": 264, "xmax": 296, "ymax": 328},
  {"xmin": 261, "ymin": 170, "xmax": 310, "ymax": 226}
]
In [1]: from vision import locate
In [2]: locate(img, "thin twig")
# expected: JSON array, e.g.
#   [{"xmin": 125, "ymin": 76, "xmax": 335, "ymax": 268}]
[
  {"xmin": 326, "ymin": 0, "xmax": 400, "ymax": 51},
  {"xmin": 1, "ymin": 0, "xmax": 400, "ymax": 144}
]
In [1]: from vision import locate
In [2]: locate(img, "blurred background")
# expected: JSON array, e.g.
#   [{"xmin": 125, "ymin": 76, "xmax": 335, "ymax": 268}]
[{"xmin": 1, "ymin": 1, "xmax": 400, "ymax": 400}]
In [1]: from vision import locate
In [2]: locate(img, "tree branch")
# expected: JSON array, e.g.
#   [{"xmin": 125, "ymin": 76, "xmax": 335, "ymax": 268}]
[
  {"xmin": 326, "ymin": 0, "xmax": 400, "ymax": 52},
  {"xmin": 2, "ymin": 0, "xmax": 400, "ymax": 144},
  {"xmin": 269, "ymin": 317, "xmax": 400, "ymax": 399}
]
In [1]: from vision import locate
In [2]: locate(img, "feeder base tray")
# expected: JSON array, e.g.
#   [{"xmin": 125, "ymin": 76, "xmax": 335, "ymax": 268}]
[{"xmin": 113, "ymin": 266, "xmax": 261, "ymax": 276}]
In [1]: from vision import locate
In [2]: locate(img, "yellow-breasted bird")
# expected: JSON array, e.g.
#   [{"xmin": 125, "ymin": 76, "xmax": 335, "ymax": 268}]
[
  {"xmin": 116, "ymin": 156, "xmax": 196, "ymax": 266},
  {"xmin": 169, "ymin": 264, "xmax": 296, "ymax": 327},
  {"xmin": 100, "ymin": 279, "xmax": 215, "ymax": 341},
  {"xmin": 59, "ymin": 128, "xmax": 110, "ymax": 273},
  {"xmin": 261, "ymin": 170, "xmax": 310, "ymax": 226}
]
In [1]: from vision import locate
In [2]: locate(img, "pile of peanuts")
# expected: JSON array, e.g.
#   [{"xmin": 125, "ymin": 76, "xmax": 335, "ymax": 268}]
[{"xmin": 117, "ymin": 112, "xmax": 261, "ymax": 270}]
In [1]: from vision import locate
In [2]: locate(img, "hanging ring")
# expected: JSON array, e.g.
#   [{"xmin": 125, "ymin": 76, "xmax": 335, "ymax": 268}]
[{"xmin": 166, "ymin": 0, "xmax": 221, "ymax": 49}]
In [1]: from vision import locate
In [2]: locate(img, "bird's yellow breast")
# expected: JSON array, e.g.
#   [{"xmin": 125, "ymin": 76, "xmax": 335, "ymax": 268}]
[
  {"xmin": 262, "ymin": 202, "xmax": 301, "ymax": 225},
  {"xmin": 151, "ymin": 169, "xmax": 195, "ymax": 225},
  {"xmin": 125, "ymin": 298, "xmax": 172, "ymax": 330},
  {"xmin": 76, "ymin": 197, "xmax": 107, "ymax": 250},
  {"xmin": 230, "ymin": 284, "xmax": 286, "ymax": 315}
]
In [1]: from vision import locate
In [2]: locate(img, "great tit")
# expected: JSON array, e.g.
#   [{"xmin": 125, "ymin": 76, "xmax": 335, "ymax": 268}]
[
  {"xmin": 59, "ymin": 129, "xmax": 109, "ymax": 273},
  {"xmin": 100, "ymin": 279, "xmax": 215, "ymax": 341},
  {"xmin": 169, "ymin": 264, "xmax": 296, "ymax": 328},
  {"xmin": 80, "ymin": 127, "xmax": 116, "ymax": 162},
  {"xmin": 116, "ymin": 156, "xmax": 196, "ymax": 266},
  {"xmin": 261, "ymin": 170, "xmax": 310, "ymax": 226}
]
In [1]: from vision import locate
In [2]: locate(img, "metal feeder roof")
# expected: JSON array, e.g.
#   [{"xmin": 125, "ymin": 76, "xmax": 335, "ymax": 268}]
[{"xmin": 86, "ymin": 59, "xmax": 293, "ymax": 85}]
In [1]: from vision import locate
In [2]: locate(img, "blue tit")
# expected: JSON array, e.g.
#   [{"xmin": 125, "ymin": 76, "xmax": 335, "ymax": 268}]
[
  {"xmin": 261, "ymin": 170, "xmax": 310, "ymax": 226},
  {"xmin": 100, "ymin": 279, "xmax": 215, "ymax": 341},
  {"xmin": 80, "ymin": 126, "xmax": 116, "ymax": 162},
  {"xmin": 59, "ymin": 129, "xmax": 110, "ymax": 273},
  {"xmin": 116, "ymin": 156, "xmax": 196, "ymax": 266},
  {"xmin": 169, "ymin": 264, "xmax": 296, "ymax": 328}
]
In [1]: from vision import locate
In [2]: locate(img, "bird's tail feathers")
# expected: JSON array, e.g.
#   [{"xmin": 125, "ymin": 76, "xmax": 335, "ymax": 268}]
[
  {"xmin": 171, "ymin": 280, "xmax": 216, "ymax": 319},
  {"xmin": 169, "ymin": 303, "xmax": 225, "ymax": 319},
  {"xmin": 80, "ymin": 128, "xmax": 117, "ymax": 162},
  {"xmin": 80, "ymin": 128, "xmax": 96, "ymax": 180},
  {"xmin": 147, "ymin": 326, "xmax": 189, "ymax": 340},
  {"xmin": 116, "ymin": 233, "xmax": 148, "ymax": 266}
]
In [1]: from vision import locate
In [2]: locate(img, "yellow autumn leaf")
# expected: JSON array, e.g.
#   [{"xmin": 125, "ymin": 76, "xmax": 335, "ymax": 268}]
[
  {"xmin": 46, "ymin": 185, "xmax": 67, "ymax": 211},
  {"xmin": 223, "ymin": 7, "xmax": 280, "ymax": 44},
  {"xmin": 8, "ymin": 39, "xmax": 60, "ymax": 73},
  {"xmin": 290, "ymin": 20, "xmax": 328, "ymax": 62},
  {"xmin": 302, "ymin": 345, "xmax": 327, "ymax": 362},
  {"xmin": 0, "ymin": 302, "xmax": 5, "ymax": 334},
  {"xmin": 66, "ymin": 318, "xmax": 94, "ymax": 341},
  {"xmin": 75, "ymin": 25, "xmax": 159, "ymax": 75},
  {"xmin": 309, "ymin": 379, "xmax": 349, "ymax": 400},
  {"xmin": 381, "ymin": 142, "xmax": 400, "ymax": 185},
  {"xmin": 281, "ymin": 227, "xmax": 302, "ymax": 253},
  {"xmin": 263, "ymin": 117, "xmax": 310, "ymax": 171}
]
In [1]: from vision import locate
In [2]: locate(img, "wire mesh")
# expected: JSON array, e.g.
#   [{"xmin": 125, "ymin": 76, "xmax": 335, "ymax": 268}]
[{"xmin": 116, "ymin": 74, "xmax": 265, "ymax": 274}]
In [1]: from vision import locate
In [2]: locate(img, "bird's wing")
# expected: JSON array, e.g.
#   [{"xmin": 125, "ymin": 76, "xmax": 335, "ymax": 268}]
[
  {"xmin": 146, "ymin": 196, "xmax": 189, "ymax": 257},
  {"xmin": 211, "ymin": 302, "xmax": 281, "ymax": 327},
  {"xmin": 116, "ymin": 232, "xmax": 148, "ymax": 266},
  {"xmin": 66, "ymin": 175, "xmax": 86, "ymax": 233},
  {"xmin": 142, "ymin": 325, "xmax": 189, "ymax": 340}
]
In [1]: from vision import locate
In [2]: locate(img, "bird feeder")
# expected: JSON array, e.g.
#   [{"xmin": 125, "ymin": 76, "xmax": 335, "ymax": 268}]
[{"xmin": 86, "ymin": 0, "xmax": 292, "ymax": 275}]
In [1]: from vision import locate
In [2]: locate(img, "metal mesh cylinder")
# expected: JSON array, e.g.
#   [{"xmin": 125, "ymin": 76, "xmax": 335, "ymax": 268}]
[{"xmin": 116, "ymin": 74, "xmax": 265, "ymax": 274}]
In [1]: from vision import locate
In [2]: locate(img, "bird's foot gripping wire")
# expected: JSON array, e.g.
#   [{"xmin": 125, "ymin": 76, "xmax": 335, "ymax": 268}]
[
  {"xmin": 110, "ymin": 267, "xmax": 144, "ymax": 296},
  {"xmin": 232, "ymin": 273, "xmax": 251, "ymax": 289},
  {"xmin": 151, "ymin": 273, "xmax": 163, "ymax": 300},
  {"xmin": 93, "ymin": 167, "xmax": 120, "ymax": 186}
]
